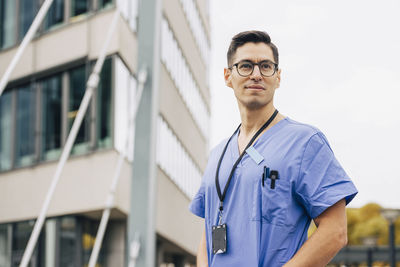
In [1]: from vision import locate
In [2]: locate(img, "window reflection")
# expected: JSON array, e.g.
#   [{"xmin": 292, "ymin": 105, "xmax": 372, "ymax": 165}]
[
  {"xmin": 59, "ymin": 217, "xmax": 77, "ymax": 267},
  {"xmin": 71, "ymin": 0, "xmax": 88, "ymax": 17},
  {"xmin": 97, "ymin": 58, "xmax": 112, "ymax": 148},
  {"xmin": 0, "ymin": 224, "xmax": 11, "ymax": 267},
  {"xmin": 44, "ymin": 0, "xmax": 64, "ymax": 30},
  {"xmin": 18, "ymin": 0, "xmax": 39, "ymax": 41},
  {"xmin": 0, "ymin": 0, "xmax": 16, "ymax": 49},
  {"xmin": 0, "ymin": 90, "xmax": 12, "ymax": 171},
  {"xmin": 69, "ymin": 65, "xmax": 90, "ymax": 155},
  {"xmin": 81, "ymin": 219, "xmax": 105, "ymax": 266},
  {"xmin": 11, "ymin": 221, "xmax": 40, "ymax": 267},
  {"xmin": 0, "ymin": 216, "xmax": 109, "ymax": 266},
  {"xmin": 15, "ymin": 85, "xmax": 36, "ymax": 168},
  {"xmin": 41, "ymin": 74, "xmax": 62, "ymax": 161},
  {"xmin": 0, "ymin": 57, "xmax": 118, "ymax": 172},
  {"xmin": 100, "ymin": 0, "xmax": 113, "ymax": 9}
]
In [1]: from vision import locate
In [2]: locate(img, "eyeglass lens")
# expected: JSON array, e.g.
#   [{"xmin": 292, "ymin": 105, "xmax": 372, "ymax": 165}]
[{"xmin": 237, "ymin": 61, "xmax": 276, "ymax": 77}]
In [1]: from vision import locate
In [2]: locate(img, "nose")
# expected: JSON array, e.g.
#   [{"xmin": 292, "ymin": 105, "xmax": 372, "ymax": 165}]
[{"xmin": 250, "ymin": 65, "xmax": 262, "ymax": 80}]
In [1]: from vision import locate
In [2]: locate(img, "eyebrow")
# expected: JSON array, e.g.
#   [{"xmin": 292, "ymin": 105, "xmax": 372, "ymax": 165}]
[{"xmin": 237, "ymin": 59, "xmax": 275, "ymax": 63}]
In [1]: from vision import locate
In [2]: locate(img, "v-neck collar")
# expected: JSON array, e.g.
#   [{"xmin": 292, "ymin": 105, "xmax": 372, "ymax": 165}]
[{"xmin": 230, "ymin": 117, "xmax": 289, "ymax": 162}]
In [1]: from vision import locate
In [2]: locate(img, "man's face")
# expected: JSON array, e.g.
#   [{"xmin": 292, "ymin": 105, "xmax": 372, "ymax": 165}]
[{"xmin": 224, "ymin": 42, "xmax": 281, "ymax": 111}]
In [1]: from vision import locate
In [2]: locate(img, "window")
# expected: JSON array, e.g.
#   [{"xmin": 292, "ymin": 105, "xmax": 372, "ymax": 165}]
[
  {"xmin": 0, "ymin": 90, "xmax": 12, "ymax": 171},
  {"xmin": 179, "ymin": 0, "xmax": 210, "ymax": 65},
  {"xmin": 156, "ymin": 116, "xmax": 202, "ymax": 199},
  {"xmin": 41, "ymin": 74, "xmax": 62, "ymax": 161},
  {"xmin": 97, "ymin": 58, "xmax": 112, "ymax": 148},
  {"xmin": 99, "ymin": 0, "xmax": 113, "ymax": 9},
  {"xmin": 11, "ymin": 220, "xmax": 43, "ymax": 267},
  {"xmin": 114, "ymin": 57, "xmax": 136, "ymax": 161},
  {"xmin": 161, "ymin": 18, "xmax": 210, "ymax": 140},
  {"xmin": 117, "ymin": 0, "xmax": 138, "ymax": 32},
  {"xmin": 15, "ymin": 84, "xmax": 36, "ymax": 168},
  {"xmin": 18, "ymin": 0, "xmax": 39, "ymax": 41},
  {"xmin": 68, "ymin": 65, "xmax": 90, "ymax": 155},
  {"xmin": 0, "ymin": 216, "xmax": 110, "ymax": 267},
  {"xmin": 0, "ymin": 57, "xmax": 118, "ymax": 172},
  {"xmin": 0, "ymin": 0, "xmax": 16, "ymax": 49},
  {"xmin": 0, "ymin": 224, "xmax": 12, "ymax": 267},
  {"xmin": 71, "ymin": 0, "xmax": 88, "ymax": 17},
  {"xmin": 43, "ymin": 0, "xmax": 64, "ymax": 30},
  {"xmin": 59, "ymin": 217, "xmax": 78, "ymax": 267},
  {"xmin": 81, "ymin": 218, "xmax": 105, "ymax": 266}
]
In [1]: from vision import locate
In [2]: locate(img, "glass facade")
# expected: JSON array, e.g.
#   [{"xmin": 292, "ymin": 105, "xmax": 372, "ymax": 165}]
[
  {"xmin": 0, "ymin": 0, "xmax": 16, "ymax": 49},
  {"xmin": 0, "ymin": 0, "xmax": 115, "ymax": 51},
  {"xmin": 97, "ymin": 58, "xmax": 112, "ymax": 148},
  {"xmin": 0, "ymin": 216, "xmax": 110, "ymax": 267},
  {"xmin": 0, "ymin": 56, "xmax": 114, "ymax": 172},
  {"xmin": 81, "ymin": 219, "xmax": 105, "ymax": 266},
  {"xmin": 18, "ymin": 0, "xmax": 39, "ymax": 41},
  {"xmin": 71, "ymin": 0, "xmax": 88, "ymax": 17},
  {"xmin": 59, "ymin": 217, "xmax": 77, "ymax": 267},
  {"xmin": 113, "ymin": 57, "xmax": 136, "ymax": 161},
  {"xmin": 156, "ymin": 116, "xmax": 202, "ymax": 199},
  {"xmin": 41, "ymin": 74, "xmax": 62, "ymax": 161},
  {"xmin": 0, "ymin": 90, "xmax": 12, "ymax": 171},
  {"xmin": 0, "ymin": 224, "xmax": 11, "ymax": 267},
  {"xmin": 100, "ymin": 0, "xmax": 113, "ymax": 8},
  {"xmin": 69, "ymin": 65, "xmax": 90, "ymax": 155},
  {"xmin": 179, "ymin": 0, "xmax": 210, "ymax": 65},
  {"xmin": 161, "ymin": 18, "xmax": 210, "ymax": 140},
  {"xmin": 11, "ymin": 220, "xmax": 42, "ymax": 267},
  {"xmin": 44, "ymin": 0, "xmax": 64, "ymax": 30},
  {"xmin": 15, "ymin": 85, "xmax": 36, "ymax": 168}
]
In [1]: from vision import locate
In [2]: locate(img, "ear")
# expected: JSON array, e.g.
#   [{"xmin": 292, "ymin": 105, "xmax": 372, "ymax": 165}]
[
  {"xmin": 224, "ymin": 68, "xmax": 233, "ymax": 88},
  {"xmin": 275, "ymin": 69, "xmax": 281, "ymax": 89}
]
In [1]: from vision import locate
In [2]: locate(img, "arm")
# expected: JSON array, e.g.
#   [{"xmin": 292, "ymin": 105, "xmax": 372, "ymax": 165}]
[
  {"xmin": 197, "ymin": 227, "xmax": 208, "ymax": 267},
  {"xmin": 283, "ymin": 199, "xmax": 347, "ymax": 267}
]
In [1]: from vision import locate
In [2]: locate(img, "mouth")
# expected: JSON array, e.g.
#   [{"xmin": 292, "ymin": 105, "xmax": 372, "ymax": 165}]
[{"xmin": 245, "ymin": 85, "xmax": 265, "ymax": 90}]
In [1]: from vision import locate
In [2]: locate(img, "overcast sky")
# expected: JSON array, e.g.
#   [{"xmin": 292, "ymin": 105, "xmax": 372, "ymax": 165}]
[{"xmin": 209, "ymin": 0, "xmax": 400, "ymax": 208}]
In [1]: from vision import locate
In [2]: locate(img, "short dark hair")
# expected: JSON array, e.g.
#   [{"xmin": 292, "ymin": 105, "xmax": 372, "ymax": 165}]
[{"xmin": 227, "ymin": 30, "xmax": 279, "ymax": 67}]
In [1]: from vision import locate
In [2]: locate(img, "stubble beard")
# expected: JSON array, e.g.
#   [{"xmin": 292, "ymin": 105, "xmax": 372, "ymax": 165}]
[{"xmin": 239, "ymin": 97, "xmax": 270, "ymax": 111}]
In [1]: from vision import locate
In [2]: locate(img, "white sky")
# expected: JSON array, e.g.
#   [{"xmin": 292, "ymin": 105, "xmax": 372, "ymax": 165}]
[{"xmin": 209, "ymin": 0, "xmax": 400, "ymax": 208}]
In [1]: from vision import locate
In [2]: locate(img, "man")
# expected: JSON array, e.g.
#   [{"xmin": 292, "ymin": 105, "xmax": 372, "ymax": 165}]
[{"xmin": 189, "ymin": 31, "xmax": 358, "ymax": 266}]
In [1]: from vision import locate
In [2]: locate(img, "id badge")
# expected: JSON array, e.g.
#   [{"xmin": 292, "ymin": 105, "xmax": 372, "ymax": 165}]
[{"xmin": 212, "ymin": 223, "xmax": 227, "ymax": 254}]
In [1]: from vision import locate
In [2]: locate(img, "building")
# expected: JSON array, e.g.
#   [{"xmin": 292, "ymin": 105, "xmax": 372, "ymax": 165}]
[{"xmin": 0, "ymin": 0, "xmax": 210, "ymax": 266}]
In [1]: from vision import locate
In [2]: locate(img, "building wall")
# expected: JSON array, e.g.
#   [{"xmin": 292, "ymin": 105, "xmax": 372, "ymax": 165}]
[{"xmin": 0, "ymin": 0, "xmax": 211, "ymax": 264}]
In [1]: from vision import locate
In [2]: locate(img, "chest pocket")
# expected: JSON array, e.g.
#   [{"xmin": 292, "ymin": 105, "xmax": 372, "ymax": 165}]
[{"xmin": 253, "ymin": 173, "xmax": 291, "ymax": 225}]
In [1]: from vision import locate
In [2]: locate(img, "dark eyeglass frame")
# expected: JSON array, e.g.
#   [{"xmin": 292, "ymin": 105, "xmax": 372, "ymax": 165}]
[{"xmin": 229, "ymin": 60, "xmax": 279, "ymax": 77}]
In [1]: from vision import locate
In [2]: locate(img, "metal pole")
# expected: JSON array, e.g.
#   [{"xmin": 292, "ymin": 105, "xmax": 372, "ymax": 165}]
[
  {"xmin": 127, "ymin": 0, "xmax": 161, "ymax": 266},
  {"xmin": 367, "ymin": 247, "xmax": 373, "ymax": 267},
  {"xmin": 0, "ymin": 0, "xmax": 55, "ymax": 98},
  {"xmin": 87, "ymin": 67, "xmax": 147, "ymax": 267},
  {"xmin": 389, "ymin": 221, "xmax": 396, "ymax": 267},
  {"xmin": 18, "ymin": 9, "xmax": 120, "ymax": 267}
]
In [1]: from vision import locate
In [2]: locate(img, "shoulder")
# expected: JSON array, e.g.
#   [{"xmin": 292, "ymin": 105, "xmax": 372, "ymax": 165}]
[
  {"xmin": 279, "ymin": 117, "xmax": 332, "ymax": 151},
  {"xmin": 281, "ymin": 117, "xmax": 325, "ymax": 140}
]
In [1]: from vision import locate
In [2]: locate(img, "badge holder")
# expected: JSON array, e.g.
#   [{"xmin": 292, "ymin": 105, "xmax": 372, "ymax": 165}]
[{"xmin": 212, "ymin": 223, "xmax": 227, "ymax": 254}]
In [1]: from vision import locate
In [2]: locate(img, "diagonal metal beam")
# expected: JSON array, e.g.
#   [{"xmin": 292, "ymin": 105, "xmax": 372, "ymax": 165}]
[
  {"xmin": 18, "ymin": 9, "xmax": 121, "ymax": 267},
  {"xmin": 0, "ymin": 0, "xmax": 55, "ymax": 98},
  {"xmin": 87, "ymin": 67, "xmax": 147, "ymax": 267}
]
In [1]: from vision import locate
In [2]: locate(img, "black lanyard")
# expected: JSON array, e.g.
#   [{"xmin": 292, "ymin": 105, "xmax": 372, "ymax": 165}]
[{"xmin": 215, "ymin": 109, "xmax": 279, "ymax": 217}]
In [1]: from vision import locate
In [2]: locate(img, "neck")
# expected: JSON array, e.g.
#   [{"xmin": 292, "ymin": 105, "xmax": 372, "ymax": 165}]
[{"xmin": 239, "ymin": 104, "xmax": 278, "ymax": 137}]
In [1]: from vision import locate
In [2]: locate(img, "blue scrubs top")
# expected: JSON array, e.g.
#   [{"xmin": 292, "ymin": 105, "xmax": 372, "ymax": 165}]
[{"xmin": 190, "ymin": 117, "xmax": 358, "ymax": 266}]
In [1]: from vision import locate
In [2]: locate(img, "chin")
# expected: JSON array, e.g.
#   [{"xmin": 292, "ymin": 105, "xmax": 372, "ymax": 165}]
[{"xmin": 244, "ymin": 101, "xmax": 267, "ymax": 110}]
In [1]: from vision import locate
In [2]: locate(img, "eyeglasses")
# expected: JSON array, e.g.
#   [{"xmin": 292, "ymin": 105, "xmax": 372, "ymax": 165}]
[{"xmin": 229, "ymin": 60, "xmax": 278, "ymax": 77}]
